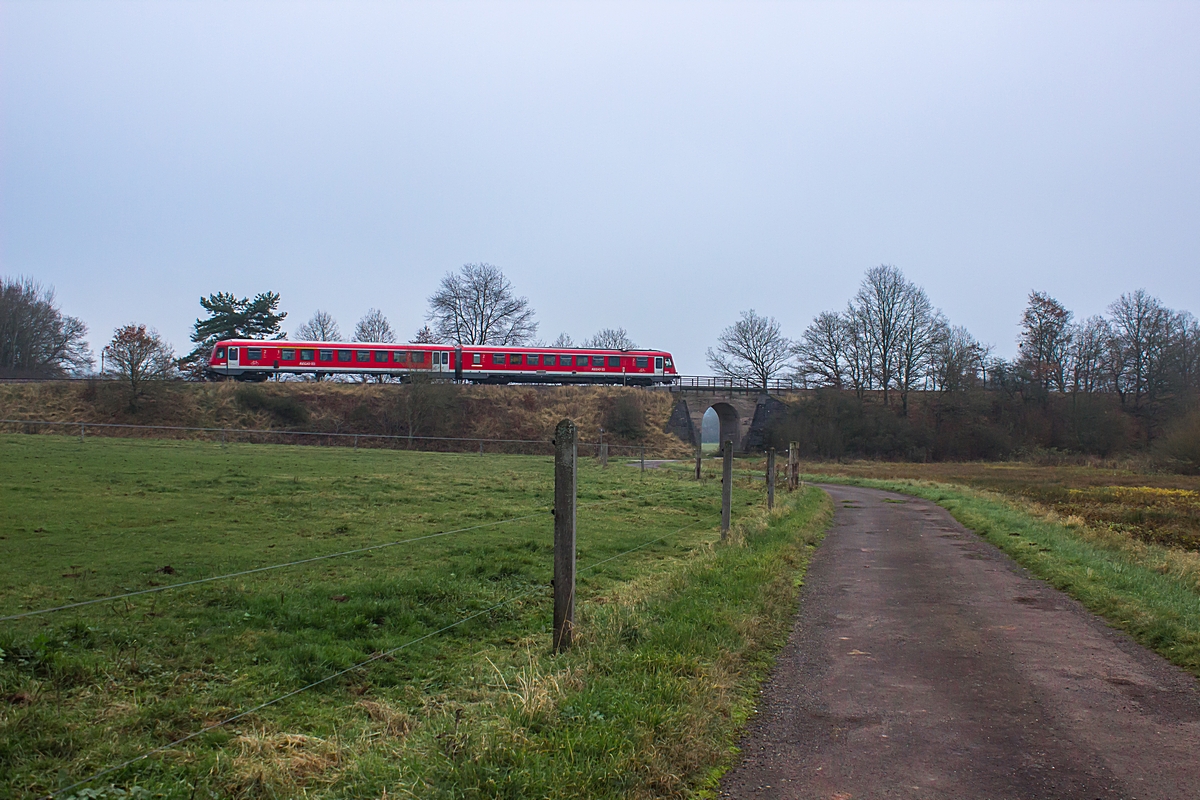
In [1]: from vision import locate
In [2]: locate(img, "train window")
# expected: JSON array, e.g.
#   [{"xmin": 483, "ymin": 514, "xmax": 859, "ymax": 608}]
[
  {"xmin": 509, "ymin": 353, "xmax": 521, "ymax": 365},
  {"xmin": 411, "ymin": 351, "xmax": 425, "ymax": 363},
  {"xmin": 527, "ymin": 354, "xmax": 540, "ymax": 366},
  {"xmin": 592, "ymin": 356, "xmax": 604, "ymax": 367},
  {"xmin": 319, "ymin": 350, "xmax": 333, "ymax": 362},
  {"xmin": 543, "ymin": 354, "xmax": 556, "ymax": 367},
  {"xmin": 281, "ymin": 349, "xmax": 295, "ymax": 360},
  {"xmin": 300, "ymin": 349, "xmax": 315, "ymax": 361},
  {"xmin": 216, "ymin": 347, "xmax": 226, "ymax": 359},
  {"xmin": 337, "ymin": 350, "xmax": 352, "ymax": 362},
  {"xmin": 636, "ymin": 356, "xmax": 648, "ymax": 368},
  {"xmin": 655, "ymin": 357, "xmax": 663, "ymax": 369},
  {"xmin": 247, "ymin": 348, "xmax": 263, "ymax": 360},
  {"xmin": 356, "ymin": 351, "xmax": 370, "ymax": 362},
  {"xmin": 394, "ymin": 351, "xmax": 407, "ymax": 363},
  {"xmin": 472, "ymin": 353, "xmax": 482, "ymax": 365},
  {"xmin": 664, "ymin": 358, "xmax": 673, "ymax": 368},
  {"xmin": 492, "ymin": 353, "xmax": 504, "ymax": 365},
  {"xmin": 373, "ymin": 351, "xmax": 389, "ymax": 363},
  {"xmin": 607, "ymin": 356, "xmax": 620, "ymax": 367}
]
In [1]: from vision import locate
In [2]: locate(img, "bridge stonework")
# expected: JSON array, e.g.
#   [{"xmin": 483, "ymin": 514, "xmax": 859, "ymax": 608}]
[{"xmin": 664, "ymin": 390, "xmax": 791, "ymax": 453}]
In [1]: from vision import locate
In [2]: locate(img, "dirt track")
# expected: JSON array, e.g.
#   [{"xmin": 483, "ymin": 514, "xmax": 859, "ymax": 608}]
[{"xmin": 719, "ymin": 484, "xmax": 1200, "ymax": 800}]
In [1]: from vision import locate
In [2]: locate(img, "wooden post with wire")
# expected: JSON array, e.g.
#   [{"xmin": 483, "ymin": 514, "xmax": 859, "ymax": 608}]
[
  {"xmin": 788, "ymin": 441, "xmax": 799, "ymax": 490},
  {"xmin": 695, "ymin": 440, "xmax": 702, "ymax": 480},
  {"xmin": 553, "ymin": 419, "xmax": 577, "ymax": 653},
  {"xmin": 640, "ymin": 445, "xmax": 645, "ymax": 473},
  {"xmin": 721, "ymin": 438, "xmax": 733, "ymax": 540},
  {"xmin": 767, "ymin": 447, "xmax": 775, "ymax": 510}
]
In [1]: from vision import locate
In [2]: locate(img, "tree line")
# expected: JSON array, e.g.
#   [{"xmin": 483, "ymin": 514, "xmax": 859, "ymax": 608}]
[{"xmin": 699, "ymin": 265, "xmax": 1199, "ymax": 466}]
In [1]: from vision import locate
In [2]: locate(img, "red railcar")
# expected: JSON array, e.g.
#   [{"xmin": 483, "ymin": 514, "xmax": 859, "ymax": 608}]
[{"xmin": 207, "ymin": 340, "xmax": 678, "ymax": 385}]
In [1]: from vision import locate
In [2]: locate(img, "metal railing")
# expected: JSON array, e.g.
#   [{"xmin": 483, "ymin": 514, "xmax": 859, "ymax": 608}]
[{"xmin": 669, "ymin": 375, "xmax": 798, "ymax": 392}]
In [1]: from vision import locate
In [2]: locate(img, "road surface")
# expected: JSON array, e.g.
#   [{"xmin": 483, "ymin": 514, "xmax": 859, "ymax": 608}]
[{"xmin": 719, "ymin": 484, "xmax": 1200, "ymax": 800}]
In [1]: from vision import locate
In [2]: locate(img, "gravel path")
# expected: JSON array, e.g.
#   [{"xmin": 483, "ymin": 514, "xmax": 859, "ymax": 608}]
[{"xmin": 719, "ymin": 484, "xmax": 1200, "ymax": 800}]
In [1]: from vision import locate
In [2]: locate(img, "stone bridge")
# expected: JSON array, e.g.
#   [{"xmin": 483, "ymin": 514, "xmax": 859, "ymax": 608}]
[{"xmin": 663, "ymin": 386, "xmax": 793, "ymax": 453}]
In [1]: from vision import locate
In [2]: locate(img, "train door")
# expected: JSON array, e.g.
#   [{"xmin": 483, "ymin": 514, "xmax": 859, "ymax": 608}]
[
  {"xmin": 228, "ymin": 347, "xmax": 240, "ymax": 374},
  {"xmin": 432, "ymin": 351, "xmax": 451, "ymax": 373},
  {"xmin": 654, "ymin": 356, "xmax": 664, "ymax": 377}
]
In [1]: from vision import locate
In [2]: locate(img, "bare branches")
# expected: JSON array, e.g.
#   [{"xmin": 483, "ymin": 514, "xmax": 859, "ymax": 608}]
[
  {"xmin": 0, "ymin": 276, "xmax": 92, "ymax": 377},
  {"xmin": 427, "ymin": 263, "xmax": 538, "ymax": 346},
  {"xmin": 1018, "ymin": 291, "xmax": 1073, "ymax": 392},
  {"xmin": 296, "ymin": 310, "xmax": 342, "ymax": 342},
  {"xmin": 104, "ymin": 324, "xmax": 175, "ymax": 407},
  {"xmin": 582, "ymin": 327, "xmax": 636, "ymax": 349},
  {"xmin": 706, "ymin": 310, "xmax": 791, "ymax": 389},
  {"xmin": 353, "ymin": 309, "xmax": 396, "ymax": 344}
]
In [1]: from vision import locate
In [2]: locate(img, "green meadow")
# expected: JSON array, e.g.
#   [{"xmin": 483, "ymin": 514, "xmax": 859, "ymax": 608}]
[{"xmin": 0, "ymin": 434, "xmax": 828, "ymax": 799}]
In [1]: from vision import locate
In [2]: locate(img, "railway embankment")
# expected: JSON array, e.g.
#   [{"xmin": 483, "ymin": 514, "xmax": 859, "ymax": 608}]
[{"xmin": 0, "ymin": 380, "xmax": 692, "ymax": 456}]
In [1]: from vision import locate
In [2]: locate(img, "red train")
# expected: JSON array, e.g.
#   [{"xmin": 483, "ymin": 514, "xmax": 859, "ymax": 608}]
[{"xmin": 207, "ymin": 339, "xmax": 679, "ymax": 385}]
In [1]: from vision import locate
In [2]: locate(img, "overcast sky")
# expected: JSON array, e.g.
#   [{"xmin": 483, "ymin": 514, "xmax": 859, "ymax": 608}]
[{"xmin": 3, "ymin": 0, "xmax": 1198, "ymax": 372}]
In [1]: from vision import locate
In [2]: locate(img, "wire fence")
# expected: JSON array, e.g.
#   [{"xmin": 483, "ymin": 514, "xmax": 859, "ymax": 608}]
[
  {"xmin": 38, "ymin": 507, "xmax": 720, "ymax": 798},
  {"xmin": 0, "ymin": 420, "xmax": 787, "ymax": 797}
]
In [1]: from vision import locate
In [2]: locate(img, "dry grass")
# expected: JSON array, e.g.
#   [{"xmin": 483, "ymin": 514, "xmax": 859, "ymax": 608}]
[
  {"xmin": 797, "ymin": 460, "xmax": 1200, "ymax": 550},
  {"xmin": 0, "ymin": 381, "xmax": 692, "ymax": 456},
  {"xmin": 226, "ymin": 730, "xmax": 344, "ymax": 795}
]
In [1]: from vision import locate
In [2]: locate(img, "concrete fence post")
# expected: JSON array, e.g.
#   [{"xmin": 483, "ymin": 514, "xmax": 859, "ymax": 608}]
[
  {"xmin": 640, "ymin": 446, "xmax": 645, "ymax": 473},
  {"xmin": 599, "ymin": 442, "xmax": 608, "ymax": 468},
  {"xmin": 553, "ymin": 419, "xmax": 577, "ymax": 653},
  {"xmin": 79, "ymin": 423, "xmax": 85, "ymax": 443},
  {"xmin": 721, "ymin": 439, "xmax": 733, "ymax": 540},
  {"xmin": 767, "ymin": 447, "xmax": 775, "ymax": 510}
]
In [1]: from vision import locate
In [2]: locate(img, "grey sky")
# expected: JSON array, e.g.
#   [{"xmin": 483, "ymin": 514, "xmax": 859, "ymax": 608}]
[{"xmin": 3, "ymin": 1, "xmax": 1197, "ymax": 372}]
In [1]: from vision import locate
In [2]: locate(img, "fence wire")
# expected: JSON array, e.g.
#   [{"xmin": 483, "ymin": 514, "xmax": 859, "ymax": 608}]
[{"xmin": 43, "ymin": 512, "xmax": 719, "ymax": 799}]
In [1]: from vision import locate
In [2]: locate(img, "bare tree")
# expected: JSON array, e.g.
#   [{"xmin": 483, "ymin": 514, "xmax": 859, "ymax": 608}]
[
  {"xmin": 1106, "ymin": 289, "xmax": 1174, "ymax": 409},
  {"xmin": 295, "ymin": 309, "xmax": 342, "ymax": 342},
  {"xmin": 104, "ymin": 324, "xmax": 175, "ymax": 408},
  {"xmin": 0, "ymin": 276, "xmax": 92, "ymax": 377},
  {"xmin": 1068, "ymin": 316, "xmax": 1111, "ymax": 394},
  {"xmin": 410, "ymin": 325, "xmax": 441, "ymax": 344},
  {"xmin": 849, "ymin": 265, "xmax": 909, "ymax": 406},
  {"xmin": 895, "ymin": 283, "xmax": 947, "ymax": 414},
  {"xmin": 706, "ymin": 309, "xmax": 791, "ymax": 389},
  {"xmin": 353, "ymin": 308, "xmax": 396, "ymax": 344},
  {"xmin": 582, "ymin": 327, "xmax": 636, "ymax": 349},
  {"xmin": 1018, "ymin": 291, "xmax": 1074, "ymax": 392},
  {"xmin": 794, "ymin": 311, "xmax": 849, "ymax": 388},
  {"xmin": 427, "ymin": 263, "xmax": 538, "ymax": 345},
  {"xmin": 551, "ymin": 332, "xmax": 575, "ymax": 348},
  {"xmin": 930, "ymin": 325, "xmax": 986, "ymax": 393}
]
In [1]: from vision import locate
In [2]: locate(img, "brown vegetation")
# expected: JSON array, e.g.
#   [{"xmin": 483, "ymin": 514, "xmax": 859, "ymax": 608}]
[
  {"xmin": 800, "ymin": 460, "xmax": 1200, "ymax": 551},
  {"xmin": 0, "ymin": 380, "xmax": 691, "ymax": 456}
]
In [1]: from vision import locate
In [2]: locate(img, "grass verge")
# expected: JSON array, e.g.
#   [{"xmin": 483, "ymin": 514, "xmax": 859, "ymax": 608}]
[
  {"xmin": 808, "ymin": 474, "xmax": 1200, "ymax": 679},
  {"xmin": 0, "ymin": 435, "xmax": 827, "ymax": 798}
]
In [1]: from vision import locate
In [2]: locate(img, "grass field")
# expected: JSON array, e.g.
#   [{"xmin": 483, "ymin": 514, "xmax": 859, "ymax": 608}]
[
  {"xmin": 798, "ymin": 461, "xmax": 1200, "ymax": 681},
  {"xmin": 0, "ymin": 434, "xmax": 828, "ymax": 799}
]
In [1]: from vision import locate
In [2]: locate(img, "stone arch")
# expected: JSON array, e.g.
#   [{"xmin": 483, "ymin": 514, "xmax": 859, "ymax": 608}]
[
  {"xmin": 665, "ymin": 395, "xmax": 760, "ymax": 453},
  {"xmin": 708, "ymin": 401, "xmax": 741, "ymax": 451}
]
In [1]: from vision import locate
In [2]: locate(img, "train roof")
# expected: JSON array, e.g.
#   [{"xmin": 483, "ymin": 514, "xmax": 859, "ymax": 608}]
[{"xmin": 215, "ymin": 339, "xmax": 671, "ymax": 353}]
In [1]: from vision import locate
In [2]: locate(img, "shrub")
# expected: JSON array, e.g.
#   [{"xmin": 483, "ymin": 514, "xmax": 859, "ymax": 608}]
[
  {"xmin": 603, "ymin": 394, "xmax": 646, "ymax": 441},
  {"xmin": 235, "ymin": 387, "xmax": 310, "ymax": 427}
]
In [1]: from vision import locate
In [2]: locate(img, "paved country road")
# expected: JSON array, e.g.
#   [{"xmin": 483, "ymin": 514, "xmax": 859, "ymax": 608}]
[{"xmin": 720, "ymin": 484, "xmax": 1200, "ymax": 800}]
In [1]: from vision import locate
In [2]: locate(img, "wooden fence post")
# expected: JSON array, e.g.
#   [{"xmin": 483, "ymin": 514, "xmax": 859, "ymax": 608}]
[
  {"xmin": 721, "ymin": 439, "xmax": 733, "ymax": 540},
  {"xmin": 640, "ymin": 446, "xmax": 645, "ymax": 473},
  {"xmin": 788, "ymin": 441, "xmax": 799, "ymax": 490},
  {"xmin": 79, "ymin": 423, "xmax": 85, "ymax": 443},
  {"xmin": 695, "ymin": 441, "xmax": 702, "ymax": 480},
  {"xmin": 600, "ymin": 442, "xmax": 608, "ymax": 468},
  {"xmin": 553, "ymin": 419, "xmax": 577, "ymax": 653},
  {"xmin": 767, "ymin": 447, "xmax": 775, "ymax": 510}
]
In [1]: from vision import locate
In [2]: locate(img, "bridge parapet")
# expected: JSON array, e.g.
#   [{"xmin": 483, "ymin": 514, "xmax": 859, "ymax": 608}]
[{"xmin": 670, "ymin": 375, "xmax": 799, "ymax": 393}]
